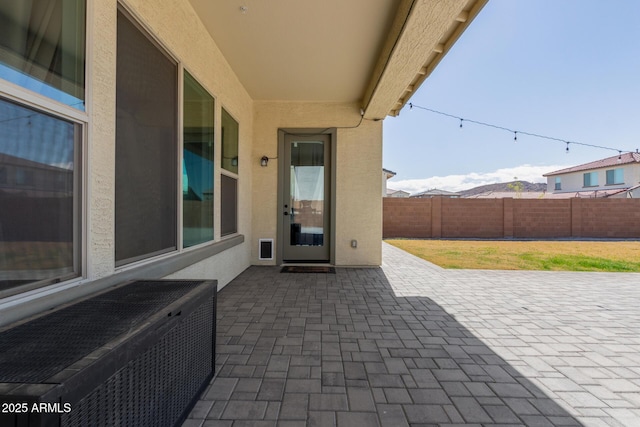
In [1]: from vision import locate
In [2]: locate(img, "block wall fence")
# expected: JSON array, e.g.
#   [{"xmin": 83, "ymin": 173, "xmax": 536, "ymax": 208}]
[{"xmin": 383, "ymin": 197, "xmax": 640, "ymax": 239}]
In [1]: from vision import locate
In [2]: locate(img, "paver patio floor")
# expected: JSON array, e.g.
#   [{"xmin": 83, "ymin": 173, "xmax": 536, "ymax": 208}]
[{"xmin": 184, "ymin": 243, "xmax": 640, "ymax": 426}]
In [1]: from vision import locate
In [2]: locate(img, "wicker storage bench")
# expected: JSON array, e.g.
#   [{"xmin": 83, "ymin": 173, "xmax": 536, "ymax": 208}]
[{"xmin": 0, "ymin": 279, "xmax": 216, "ymax": 427}]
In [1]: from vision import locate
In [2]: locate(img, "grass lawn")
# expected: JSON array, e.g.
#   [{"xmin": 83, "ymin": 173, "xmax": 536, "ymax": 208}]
[{"xmin": 386, "ymin": 239, "xmax": 640, "ymax": 272}]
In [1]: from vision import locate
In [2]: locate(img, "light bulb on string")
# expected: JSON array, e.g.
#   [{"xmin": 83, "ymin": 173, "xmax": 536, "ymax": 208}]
[
  {"xmin": 459, "ymin": 118, "xmax": 463, "ymax": 128},
  {"xmin": 513, "ymin": 131, "xmax": 517, "ymax": 143},
  {"xmin": 565, "ymin": 142, "xmax": 570, "ymax": 154}
]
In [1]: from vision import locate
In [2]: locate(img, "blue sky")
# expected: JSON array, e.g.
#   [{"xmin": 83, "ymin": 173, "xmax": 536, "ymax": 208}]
[{"xmin": 384, "ymin": 0, "xmax": 640, "ymax": 193}]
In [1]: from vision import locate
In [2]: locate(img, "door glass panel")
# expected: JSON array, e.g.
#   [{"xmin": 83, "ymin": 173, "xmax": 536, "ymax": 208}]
[{"xmin": 289, "ymin": 141, "xmax": 324, "ymax": 246}]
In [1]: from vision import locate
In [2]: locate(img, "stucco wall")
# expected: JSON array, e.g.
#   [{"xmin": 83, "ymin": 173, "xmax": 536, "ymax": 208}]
[
  {"xmin": 116, "ymin": 0, "xmax": 253, "ymax": 285},
  {"xmin": 253, "ymin": 102, "xmax": 382, "ymax": 266}
]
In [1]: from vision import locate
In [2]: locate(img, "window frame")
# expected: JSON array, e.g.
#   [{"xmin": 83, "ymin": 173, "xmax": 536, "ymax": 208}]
[
  {"xmin": 0, "ymin": 0, "xmax": 87, "ymax": 111},
  {"xmin": 605, "ymin": 168, "xmax": 624, "ymax": 186},
  {"xmin": 554, "ymin": 177, "xmax": 561, "ymax": 191},
  {"xmin": 181, "ymin": 69, "xmax": 216, "ymax": 249},
  {"xmin": 220, "ymin": 106, "xmax": 239, "ymax": 237},
  {"xmin": 0, "ymin": 91, "xmax": 86, "ymax": 299},
  {"xmin": 583, "ymin": 171, "xmax": 598, "ymax": 188},
  {"xmin": 0, "ymin": 0, "xmax": 88, "ymax": 298},
  {"xmin": 114, "ymin": 6, "xmax": 180, "ymax": 267}
]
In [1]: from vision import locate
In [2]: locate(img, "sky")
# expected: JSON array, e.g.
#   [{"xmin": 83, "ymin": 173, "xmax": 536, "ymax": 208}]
[{"xmin": 383, "ymin": 0, "xmax": 640, "ymax": 194}]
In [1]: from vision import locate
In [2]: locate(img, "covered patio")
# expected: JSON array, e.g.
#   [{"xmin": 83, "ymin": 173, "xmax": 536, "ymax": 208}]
[{"xmin": 184, "ymin": 243, "xmax": 640, "ymax": 426}]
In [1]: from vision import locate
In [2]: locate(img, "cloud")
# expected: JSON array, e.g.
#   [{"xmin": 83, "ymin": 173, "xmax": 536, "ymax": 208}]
[{"xmin": 387, "ymin": 164, "xmax": 570, "ymax": 194}]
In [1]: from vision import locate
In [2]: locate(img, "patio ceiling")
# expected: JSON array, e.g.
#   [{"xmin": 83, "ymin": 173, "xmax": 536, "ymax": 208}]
[{"xmin": 188, "ymin": 0, "xmax": 487, "ymax": 118}]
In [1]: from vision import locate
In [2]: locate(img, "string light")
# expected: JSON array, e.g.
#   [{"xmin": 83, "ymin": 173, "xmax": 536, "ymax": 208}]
[{"xmin": 407, "ymin": 103, "xmax": 631, "ymax": 156}]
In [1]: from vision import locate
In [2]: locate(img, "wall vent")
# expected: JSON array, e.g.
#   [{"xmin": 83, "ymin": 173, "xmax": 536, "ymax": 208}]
[{"xmin": 259, "ymin": 239, "xmax": 274, "ymax": 260}]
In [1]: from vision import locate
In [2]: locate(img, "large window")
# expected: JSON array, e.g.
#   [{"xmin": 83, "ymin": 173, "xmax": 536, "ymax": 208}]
[
  {"xmin": 583, "ymin": 171, "xmax": 598, "ymax": 187},
  {"xmin": 0, "ymin": 0, "xmax": 85, "ymax": 296},
  {"xmin": 183, "ymin": 71, "xmax": 214, "ymax": 247},
  {"xmin": 606, "ymin": 168, "xmax": 624, "ymax": 185},
  {"xmin": 0, "ymin": 1, "xmax": 86, "ymax": 109},
  {"xmin": 115, "ymin": 10, "xmax": 177, "ymax": 265},
  {"xmin": 0, "ymin": 97, "xmax": 81, "ymax": 294},
  {"xmin": 221, "ymin": 108, "xmax": 238, "ymax": 236}
]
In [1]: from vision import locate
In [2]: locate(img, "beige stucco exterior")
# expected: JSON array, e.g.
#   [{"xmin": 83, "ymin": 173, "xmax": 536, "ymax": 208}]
[
  {"xmin": 0, "ymin": 0, "xmax": 486, "ymax": 325},
  {"xmin": 252, "ymin": 102, "xmax": 382, "ymax": 266},
  {"xmin": 86, "ymin": 0, "xmax": 254, "ymax": 287}
]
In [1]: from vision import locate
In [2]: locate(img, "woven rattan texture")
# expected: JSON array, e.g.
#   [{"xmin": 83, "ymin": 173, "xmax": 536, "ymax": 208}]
[
  {"xmin": 0, "ymin": 280, "xmax": 202, "ymax": 383},
  {"xmin": 61, "ymin": 299, "xmax": 213, "ymax": 427}
]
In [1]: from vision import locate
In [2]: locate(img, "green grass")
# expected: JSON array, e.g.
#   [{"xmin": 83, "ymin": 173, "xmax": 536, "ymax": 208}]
[{"xmin": 386, "ymin": 239, "xmax": 640, "ymax": 272}]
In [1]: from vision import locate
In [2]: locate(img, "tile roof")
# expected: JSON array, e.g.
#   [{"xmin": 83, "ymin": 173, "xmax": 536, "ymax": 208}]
[
  {"xmin": 411, "ymin": 188, "xmax": 460, "ymax": 197},
  {"xmin": 544, "ymin": 152, "xmax": 640, "ymax": 176}
]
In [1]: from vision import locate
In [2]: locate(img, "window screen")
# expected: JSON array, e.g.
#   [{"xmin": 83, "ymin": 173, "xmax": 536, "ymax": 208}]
[{"xmin": 115, "ymin": 10, "xmax": 177, "ymax": 265}]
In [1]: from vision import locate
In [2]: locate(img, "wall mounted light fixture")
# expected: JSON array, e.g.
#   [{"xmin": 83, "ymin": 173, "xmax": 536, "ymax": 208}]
[{"xmin": 260, "ymin": 156, "xmax": 269, "ymax": 167}]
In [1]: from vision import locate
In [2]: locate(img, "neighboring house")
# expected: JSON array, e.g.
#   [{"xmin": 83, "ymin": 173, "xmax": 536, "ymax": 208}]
[
  {"xmin": 382, "ymin": 168, "xmax": 397, "ymax": 197},
  {"xmin": 386, "ymin": 188, "xmax": 410, "ymax": 198},
  {"xmin": 411, "ymin": 188, "xmax": 461, "ymax": 198},
  {"xmin": 0, "ymin": 0, "xmax": 487, "ymax": 326},
  {"xmin": 544, "ymin": 152, "xmax": 640, "ymax": 198}
]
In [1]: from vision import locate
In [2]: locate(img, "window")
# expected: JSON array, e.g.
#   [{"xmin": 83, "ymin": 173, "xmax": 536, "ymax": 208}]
[
  {"xmin": 554, "ymin": 177, "xmax": 561, "ymax": 191},
  {"xmin": 0, "ymin": 1, "xmax": 86, "ymax": 109},
  {"xmin": 221, "ymin": 109, "xmax": 239, "ymax": 174},
  {"xmin": 0, "ymin": 97, "xmax": 81, "ymax": 294},
  {"xmin": 606, "ymin": 168, "xmax": 624, "ymax": 185},
  {"xmin": 583, "ymin": 171, "xmax": 598, "ymax": 187},
  {"xmin": 115, "ymin": 10, "xmax": 177, "ymax": 265},
  {"xmin": 183, "ymin": 71, "xmax": 214, "ymax": 247},
  {"xmin": 221, "ymin": 174, "xmax": 238, "ymax": 236},
  {"xmin": 221, "ymin": 108, "xmax": 238, "ymax": 236},
  {"xmin": 0, "ymin": 1, "xmax": 85, "ymax": 295}
]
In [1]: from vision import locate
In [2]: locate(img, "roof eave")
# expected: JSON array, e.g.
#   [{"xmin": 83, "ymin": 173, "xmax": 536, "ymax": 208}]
[{"xmin": 361, "ymin": 0, "xmax": 488, "ymax": 120}]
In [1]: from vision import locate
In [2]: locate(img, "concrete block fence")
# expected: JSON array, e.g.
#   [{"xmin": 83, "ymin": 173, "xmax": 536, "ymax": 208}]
[{"xmin": 383, "ymin": 197, "xmax": 640, "ymax": 239}]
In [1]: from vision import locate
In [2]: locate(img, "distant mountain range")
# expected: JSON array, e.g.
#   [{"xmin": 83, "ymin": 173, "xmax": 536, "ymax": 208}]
[{"xmin": 458, "ymin": 181, "xmax": 546, "ymax": 197}]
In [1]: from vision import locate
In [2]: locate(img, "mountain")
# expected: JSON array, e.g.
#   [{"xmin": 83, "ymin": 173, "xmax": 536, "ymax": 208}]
[{"xmin": 458, "ymin": 181, "xmax": 546, "ymax": 197}]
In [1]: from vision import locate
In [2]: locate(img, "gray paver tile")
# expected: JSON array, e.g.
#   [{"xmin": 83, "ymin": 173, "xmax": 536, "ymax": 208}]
[
  {"xmin": 307, "ymin": 411, "xmax": 335, "ymax": 427},
  {"xmin": 346, "ymin": 387, "xmax": 376, "ymax": 412},
  {"xmin": 309, "ymin": 393, "xmax": 348, "ymax": 411},
  {"xmin": 336, "ymin": 412, "xmax": 380, "ymax": 426},
  {"xmin": 221, "ymin": 401, "xmax": 268, "ymax": 420},
  {"xmin": 278, "ymin": 393, "xmax": 308, "ymax": 420},
  {"xmin": 403, "ymin": 404, "xmax": 450, "ymax": 424},
  {"xmin": 377, "ymin": 404, "xmax": 409, "ymax": 426},
  {"xmin": 184, "ymin": 243, "xmax": 640, "ymax": 427}
]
